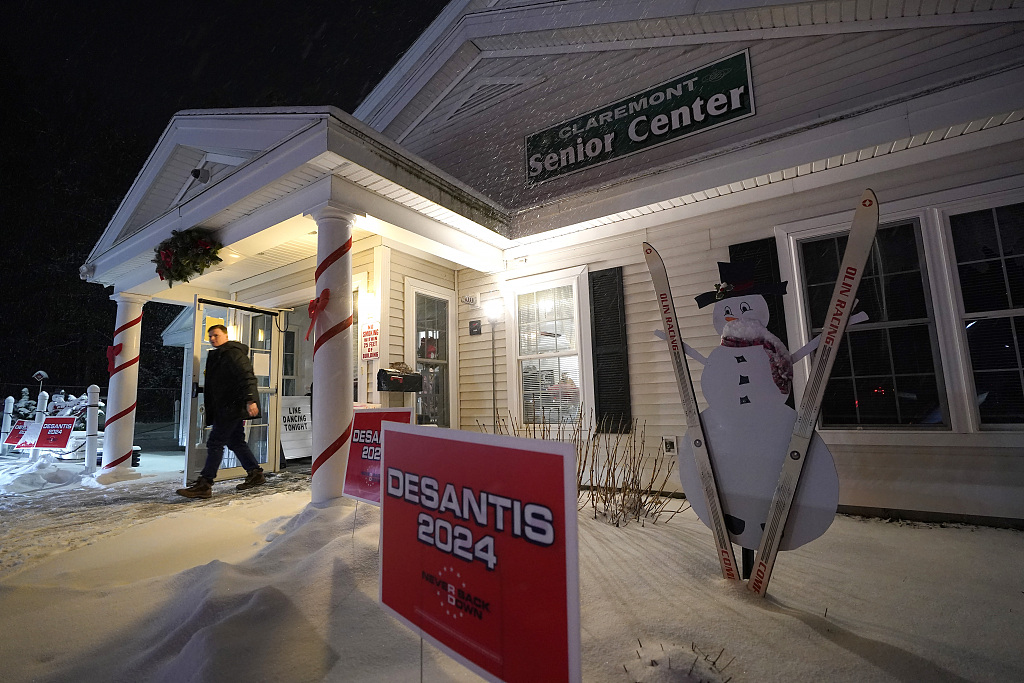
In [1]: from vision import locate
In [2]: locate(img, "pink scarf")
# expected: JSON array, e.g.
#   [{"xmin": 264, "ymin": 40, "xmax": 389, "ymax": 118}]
[{"xmin": 720, "ymin": 323, "xmax": 792, "ymax": 395}]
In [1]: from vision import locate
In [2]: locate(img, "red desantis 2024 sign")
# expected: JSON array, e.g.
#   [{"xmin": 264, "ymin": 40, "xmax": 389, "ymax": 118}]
[
  {"xmin": 379, "ymin": 423, "xmax": 580, "ymax": 683},
  {"xmin": 342, "ymin": 407, "xmax": 413, "ymax": 505}
]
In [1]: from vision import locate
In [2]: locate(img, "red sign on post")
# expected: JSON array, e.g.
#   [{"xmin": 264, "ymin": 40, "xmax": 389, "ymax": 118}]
[
  {"xmin": 4, "ymin": 417, "xmax": 76, "ymax": 449},
  {"xmin": 341, "ymin": 407, "xmax": 413, "ymax": 505},
  {"xmin": 37, "ymin": 417, "xmax": 76, "ymax": 449},
  {"xmin": 379, "ymin": 423, "xmax": 580, "ymax": 683},
  {"xmin": 4, "ymin": 420, "xmax": 31, "ymax": 446}
]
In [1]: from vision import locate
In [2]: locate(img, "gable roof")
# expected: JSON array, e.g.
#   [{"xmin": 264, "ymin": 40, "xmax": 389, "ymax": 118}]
[{"xmin": 83, "ymin": 106, "xmax": 513, "ymax": 300}]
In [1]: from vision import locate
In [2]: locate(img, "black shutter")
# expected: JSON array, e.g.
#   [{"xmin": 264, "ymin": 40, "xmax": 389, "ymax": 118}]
[
  {"xmin": 728, "ymin": 238, "xmax": 789, "ymax": 348},
  {"xmin": 589, "ymin": 267, "xmax": 632, "ymax": 433}
]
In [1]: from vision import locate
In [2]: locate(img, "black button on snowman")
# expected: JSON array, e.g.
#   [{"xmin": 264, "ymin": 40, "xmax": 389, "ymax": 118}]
[{"xmin": 677, "ymin": 261, "xmax": 839, "ymax": 551}]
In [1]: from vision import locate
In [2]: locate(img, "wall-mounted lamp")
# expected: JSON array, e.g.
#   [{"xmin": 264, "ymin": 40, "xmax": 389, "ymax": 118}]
[
  {"xmin": 360, "ymin": 290, "xmax": 380, "ymax": 322},
  {"xmin": 191, "ymin": 168, "xmax": 211, "ymax": 184}
]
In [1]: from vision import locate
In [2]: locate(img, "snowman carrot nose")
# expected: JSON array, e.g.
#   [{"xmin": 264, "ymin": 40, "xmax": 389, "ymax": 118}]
[{"xmin": 725, "ymin": 316, "xmax": 737, "ymax": 321}]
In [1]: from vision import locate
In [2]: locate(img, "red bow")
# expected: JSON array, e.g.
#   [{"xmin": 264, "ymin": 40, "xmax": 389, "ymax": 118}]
[
  {"xmin": 306, "ymin": 289, "xmax": 331, "ymax": 341},
  {"xmin": 107, "ymin": 344, "xmax": 123, "ymax": 374},
  {"xmin": 160, "ymin": 249, "xmax": 173, "ymax": 269}
]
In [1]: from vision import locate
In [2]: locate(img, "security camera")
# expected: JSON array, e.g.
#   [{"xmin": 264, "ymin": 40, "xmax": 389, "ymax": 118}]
[
  {"xmin": 191, "ymin": 168, "xmax": 211, "ymax": 183},
  {"xmin": 33, "ymin": 370, "xmax": 48, "ymax": 382}
]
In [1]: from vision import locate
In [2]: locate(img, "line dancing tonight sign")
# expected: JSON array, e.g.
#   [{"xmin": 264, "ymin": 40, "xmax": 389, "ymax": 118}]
[{"xmin": 525, "ymin": 50, "xmax": 754, "ymax": 185}]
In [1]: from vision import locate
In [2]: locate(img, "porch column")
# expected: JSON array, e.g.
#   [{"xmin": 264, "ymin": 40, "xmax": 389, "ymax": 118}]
[
  {"xmin": 101, "ymin": 292, "xmax": 147, "ymax": 473},
  {"xmin": 309, "ymin": 203, "xmax": 356, "ymax": 503}
]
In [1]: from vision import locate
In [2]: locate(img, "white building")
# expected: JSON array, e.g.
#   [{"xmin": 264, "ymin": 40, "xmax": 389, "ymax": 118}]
[{"xmin": 83, "ymin": 1, "xmax": 1024, "ymax": 520}]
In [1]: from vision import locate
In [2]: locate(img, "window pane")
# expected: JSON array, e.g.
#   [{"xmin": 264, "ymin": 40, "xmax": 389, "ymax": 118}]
[
  {"xmin": 894, "ymin": 374, "xmax": 943, "ymax": 425},
  {"xmin": 802, "ymin": 239, "xmax": 839, "ymax": 285},
  {"xmin": 997, "ymin": 203, "xmax": 1024, "ymax": 256},
  {"xmin": 974, "ymin": 371, "xmax": 1024, "ymax": 424},
  {"xmin": 416, "ymin": 293, "xmax": 447, "ymax": 362},
  {"xmin": 876, "ymin": 223, "xmax": 919, "ymax": 272},
  {"xmin": 1008, "ymin": 256, "xmax": 1024, "ymax": 309},
  {"xmin": 951, "ymin": 202, "xmax": 1024, "ymax": 314},
  {"xmin": 849, "ymin": 328, "xmax": 891, "ymax": 376},
  {"xmin": 854, "ymin": 377, "xmax": 899, "ymax": 424},
  {"xmin": 962, "ymin": 315, "xmax": 1024, "ymax": 424},
  {"xmin": 889, "ymin": 325, "xmax": 935, "ymax": 374},
  {"xmin": 883, "ymin": 272, "xmax": 926, "ymax": 321},
  {"xmin": 820, "ymin": 377, "xmax": 857, "ymax": 426},
  {"xmin": 519, "ymin": 285, "xmax": 575, "ymax": 355},
  {"xmin": 958, "ymin": 261, "xmax": 1009, "ymax": 313},
  {"xmin": 950, "ymin": 209, "xmax": 999, "ymax": 262},
  {"xmin": 965, "ymin": 317, "xmax": 1017, "ymax": 370},
  {"xmin": 521, "ymin": 356, "xmax": 580, "ymax": 424},
  {"xmin": 416, "ymin": 361, "xmax": 449, "ymax": 427}
]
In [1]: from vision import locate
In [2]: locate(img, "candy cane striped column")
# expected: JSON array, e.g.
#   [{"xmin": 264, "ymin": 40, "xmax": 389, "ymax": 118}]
[
  {"xmin": 102, "ymin": 293, "xmax": 146, "ymax": 470},
  {"xmin": 309, "ymin": 204, "xmax": 356, "ymax": 504}
]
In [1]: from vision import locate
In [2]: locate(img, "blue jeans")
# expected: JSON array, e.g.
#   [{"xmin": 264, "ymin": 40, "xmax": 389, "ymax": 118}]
[{"xmin": 201, "ymin": 419, "xmax": 260, "ymax": 480}]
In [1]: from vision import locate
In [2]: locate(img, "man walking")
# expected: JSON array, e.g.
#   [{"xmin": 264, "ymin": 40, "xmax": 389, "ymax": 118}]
[{"xmin": 177, "ymin": 324, "xmax": 266, "ymax": 499}]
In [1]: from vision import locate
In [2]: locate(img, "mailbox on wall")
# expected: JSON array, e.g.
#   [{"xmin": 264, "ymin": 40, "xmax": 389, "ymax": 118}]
[{"xmin": 376, "ymin": 369, "xmax": 423, "ymax": 393}]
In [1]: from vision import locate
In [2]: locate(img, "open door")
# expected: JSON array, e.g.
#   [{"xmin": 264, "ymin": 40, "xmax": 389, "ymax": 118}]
[{"xmin": 184, "ymin": 296, "xmax": 284, "ymax": 485}]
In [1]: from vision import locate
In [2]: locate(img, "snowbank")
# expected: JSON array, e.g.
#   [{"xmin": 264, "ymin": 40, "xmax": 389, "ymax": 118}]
[{"xmin": 0, "ymin": 468, "xmax": 1021, "ymax": 682}]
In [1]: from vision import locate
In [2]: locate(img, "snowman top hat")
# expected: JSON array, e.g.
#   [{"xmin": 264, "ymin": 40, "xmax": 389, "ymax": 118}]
[{"xmin": 694, "ymin": 261, "xmax": 788, "ymax": 308}]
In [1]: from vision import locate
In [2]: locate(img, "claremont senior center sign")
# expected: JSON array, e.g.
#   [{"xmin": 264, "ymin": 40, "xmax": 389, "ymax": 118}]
[
  {"xmin": 379, "ymin": 423, "xmax": 580, "ymax": 683},
  {"xmin": 526, "ymin": 50, "xmax": 754, "ymax": 185}
]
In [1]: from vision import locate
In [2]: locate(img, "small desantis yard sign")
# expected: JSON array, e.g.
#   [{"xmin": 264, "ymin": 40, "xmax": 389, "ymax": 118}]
[
  {"xmin": 379, "ymin": 423, "xmax": 580, "ymax": 683},
  {"xmin": 341, "ymin": 407, "xmax": 413, "ymax": 505}
]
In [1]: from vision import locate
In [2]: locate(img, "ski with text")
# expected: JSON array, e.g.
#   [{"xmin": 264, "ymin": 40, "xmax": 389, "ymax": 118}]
[
  {"xmin": 643, "ymin": 242, "xmax": 739, "ymax": 581},
  {"xmin": 749, "ymin": 189, "xmax": 879, "ymax": 596}
]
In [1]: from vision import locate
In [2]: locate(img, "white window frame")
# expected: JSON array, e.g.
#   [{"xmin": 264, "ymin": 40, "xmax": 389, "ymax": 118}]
[
  {"xmin": 775, "ymin": 178, "xmax": 1024, "ymax": 447},
  {"xmin": 502, "ymin": 265, "xmax": 595, "ymax": 429},
  {"xmin": 404, "ymin": 277, "xmax": 459, "ymax": 427}
]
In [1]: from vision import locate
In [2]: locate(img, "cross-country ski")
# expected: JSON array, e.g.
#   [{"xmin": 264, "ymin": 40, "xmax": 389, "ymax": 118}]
[
  {"xmin": 749, "ymin": 189, "xmax": 880, "ymax": 596},
  {"xmin": 644, "ymin": 242, "xmax": 739, "ymax": 581}
]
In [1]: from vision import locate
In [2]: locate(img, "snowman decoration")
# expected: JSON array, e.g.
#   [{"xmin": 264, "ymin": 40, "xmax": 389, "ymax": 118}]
[{"xmin": 676, "ymin": 261, "xmax": 840, "ymax": 551}]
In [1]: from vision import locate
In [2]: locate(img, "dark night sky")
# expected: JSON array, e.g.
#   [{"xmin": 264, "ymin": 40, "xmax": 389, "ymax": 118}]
[{"xmin": 0, "ymin": 1, "xmax": 447, "ymax": 397}]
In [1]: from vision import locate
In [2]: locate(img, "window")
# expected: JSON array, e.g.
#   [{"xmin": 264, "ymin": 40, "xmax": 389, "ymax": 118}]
[
  {"xmin": 949, "ymin": 201, "xmax": 1024, "ymax": 424},
  {"xmin": 405, "ymin": 278, "xmax": 456, "ymax": 427},
  {"xmin": 798, "ymin": 219, "xmax": 947, "ymax": 427},
  {"xmin": 282, "ymin": 330, "xmax": 297, "ymax": 396},
  {"xmin": 414, "ymin": 292, "xmax": 450, "ymax": 426},
  {"xmin": 518, "ymin": 284, "xmax": 582, "ymax": 424}
]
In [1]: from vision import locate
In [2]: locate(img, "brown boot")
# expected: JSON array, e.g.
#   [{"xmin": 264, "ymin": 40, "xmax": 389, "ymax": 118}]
[
  {"xmin": 236, "ymin": 468, "xmax": 266, "ymax": 491},
  {"xmin": 176, "ymin": 476, "xmax": 214, "ymax": 499}
]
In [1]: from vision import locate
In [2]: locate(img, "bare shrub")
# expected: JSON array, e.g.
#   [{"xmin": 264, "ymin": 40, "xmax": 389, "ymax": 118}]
[{"xmin": 477, "ymin": 410, "xmax": 689, "ymax": 526}]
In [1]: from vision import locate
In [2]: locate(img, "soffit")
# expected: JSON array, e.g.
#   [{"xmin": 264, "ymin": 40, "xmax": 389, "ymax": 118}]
[{"xmin": 361, "ymin": 0, "xmax": 1024, "ymax": 135}]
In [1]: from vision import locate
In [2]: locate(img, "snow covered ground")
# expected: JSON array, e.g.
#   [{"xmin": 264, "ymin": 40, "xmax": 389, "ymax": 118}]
[{"xmin": 1, "ymin": 452, "xmax": 1022, "ymax": 683}]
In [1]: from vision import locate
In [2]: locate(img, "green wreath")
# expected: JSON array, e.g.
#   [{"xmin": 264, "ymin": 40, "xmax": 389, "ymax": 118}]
[{"xmin": 153, "ymin": 228, "xmax": 223, "ymax": 287}]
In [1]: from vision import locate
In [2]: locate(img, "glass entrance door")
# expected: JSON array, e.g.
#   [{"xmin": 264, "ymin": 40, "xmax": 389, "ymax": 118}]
[{"xmin": 184, "ymin": 296, "xmax": 283, "ymax": 484}]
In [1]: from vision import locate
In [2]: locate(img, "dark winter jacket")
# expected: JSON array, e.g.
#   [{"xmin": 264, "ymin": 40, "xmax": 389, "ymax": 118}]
[{"xmin": 203, "ymin": 341, "xmax": 260, "ymax": 424}]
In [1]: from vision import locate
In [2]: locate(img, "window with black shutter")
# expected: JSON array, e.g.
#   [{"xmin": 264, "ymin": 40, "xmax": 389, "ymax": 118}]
[{"xmin": 589, "ymin": 267, "xmax": 632, "ymax": 433}]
